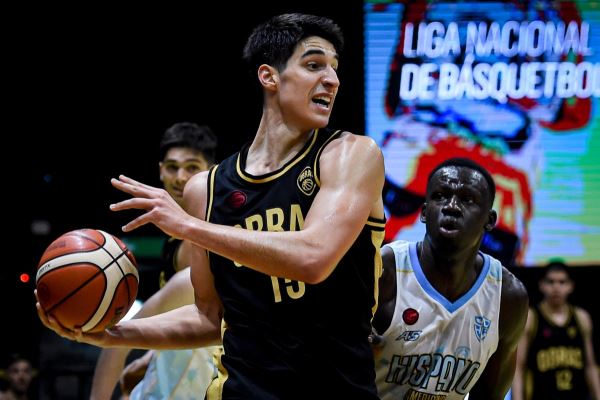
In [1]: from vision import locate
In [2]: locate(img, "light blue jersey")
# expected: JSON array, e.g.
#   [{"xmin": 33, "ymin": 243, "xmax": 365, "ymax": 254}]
[
  {"xmin": 130, "ymin": 347, "xmax": 218, "ymax": 400},
  {"xmin": 375, "ymin": 241, "xmax": 502, "ymax": 399}
]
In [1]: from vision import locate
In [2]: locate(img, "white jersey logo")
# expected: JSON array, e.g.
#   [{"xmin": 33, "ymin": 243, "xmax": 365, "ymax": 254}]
[{"xmin": 474, "ymin": 316, "xmax": 491, "ymax": 342}]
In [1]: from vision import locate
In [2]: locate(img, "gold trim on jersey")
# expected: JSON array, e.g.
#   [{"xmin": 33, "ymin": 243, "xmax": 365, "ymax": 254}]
[
  {"xmin": 371, "ymin": 227, "xmax": 385, "ymax": 318},
  {"xmin": 313, "ymin": 129, "xmax": 342, "ymax": 187},
  {"xmin": 236, "ymin": 129, "xmax": 320, "ymax": 183},
  {"xmin": 366, "ymin": 218, "xmax": 386, "ymax": 229},
  {"xmin": 206, "ymin": 346, "xmax": 227, "ymax": 400},
  {"xmin": 538, "ymin": 303, "xmax": 574, "ymax": 329},
  {"xmin": 206, "ymin": 164, "xmax": 219, "ymax": 223}
]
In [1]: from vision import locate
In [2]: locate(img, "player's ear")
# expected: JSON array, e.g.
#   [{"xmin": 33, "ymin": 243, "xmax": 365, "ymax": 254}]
[
  {"xmin": 258, "ymin": 64, "xmax": 279, "ymax": 91},
  {"xmin": 420, "ymin": 203, "xmax": 427, "ymax": 223},
  {"xmin": 485, "ymin": 210, "xmax": 497, "ymax": 231}
]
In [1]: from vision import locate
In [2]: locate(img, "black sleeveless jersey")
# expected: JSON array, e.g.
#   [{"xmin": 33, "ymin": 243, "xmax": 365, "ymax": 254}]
[
  {"xmin": 205, "ymin": 128, "xmax": 385, "ymax": 400},
  {"xmin": 525, "ymin": 305, "xmax": 588, "ymax": 400},
  {"xmin": 158, "ymin": 236, "xmax": 181, "ymax": 289}
]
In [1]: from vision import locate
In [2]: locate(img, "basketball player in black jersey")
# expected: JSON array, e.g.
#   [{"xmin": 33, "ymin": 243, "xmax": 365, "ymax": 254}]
[
  {"xmin": 37, "ymin": 13, "xmax": 386, "ymax": 400},
  {"xmin": 512, "ymin": 262, "xmax": 600, "ymax": 400}
]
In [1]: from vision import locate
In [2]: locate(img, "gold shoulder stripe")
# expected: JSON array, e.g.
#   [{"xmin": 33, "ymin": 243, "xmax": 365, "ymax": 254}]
[
  {"xmin": 236, "ymin": 130, "xmax": 319, "ymax": 183},
  {"xmin": 206, "ymin": 164, "xmax": 219, "ymax": 222},
  {"xmin": 366, "ymin": 216, "xmax": 386, "ymax": 230},
  {"xmin": 370, "ymin": 228, "xmax": 385, "ymax": 318},
  {"xmin": 313, "ymin": 129, "xmax": 342, "ymax": 187},
  {"xmin": 366, "ymin": 219, "xmax": 386, "ymax": 230}
]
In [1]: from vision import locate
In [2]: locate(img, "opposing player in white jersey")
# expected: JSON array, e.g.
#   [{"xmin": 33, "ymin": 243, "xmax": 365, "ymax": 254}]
[{"xmin": 373, "ymin": 157, "xmax": 529, "ymax": 399}]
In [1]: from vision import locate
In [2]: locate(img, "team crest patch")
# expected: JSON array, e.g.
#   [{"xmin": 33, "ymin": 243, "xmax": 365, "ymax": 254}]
[
  {"xmin": 226, "ymin": 190, "xmax": 247, "ymax": 208},
  {"xmin": 297, "ymin": 166, "xmax": 315, "ymax": 196},
  {"xmin": 474, "ymin": 316, "xmax": 491, "ymax": 342}
]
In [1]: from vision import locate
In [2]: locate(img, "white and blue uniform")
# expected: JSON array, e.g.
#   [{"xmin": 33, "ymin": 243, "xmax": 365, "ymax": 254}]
[
  {"xmin": 375, "ymin": 240, "xmax": 502, "ymax": 400},
  {"xmin": 130, "ymin": 347, "xmax": 218, "ymax": 400}
]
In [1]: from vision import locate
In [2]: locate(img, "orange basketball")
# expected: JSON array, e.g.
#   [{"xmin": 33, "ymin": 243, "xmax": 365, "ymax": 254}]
[{"xmin": 36, "ymin": 229, "xmax": 139, "ymax": 333}]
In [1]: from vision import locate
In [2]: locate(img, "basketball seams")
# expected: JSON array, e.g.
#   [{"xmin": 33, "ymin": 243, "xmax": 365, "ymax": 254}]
[
  {"xmin": 38, "ymin": 246, "xmax": 104, "ymax": 267},
  {"xmin": 103, "ymin": 233, "xmax": 139, "ymax": 309},
  {"xmin": 82, "ymin": 275, "xmax": 137, "ymax": 332},
  {"xmin": 38, "ymin": 230, "xmax": 107, "ymax": 266},
  {"xmin": 36, "ymin": 229, "xmax": 139, "ymax": 332},
  {"xmin": 72, "ymin": 229, "xmax": 107, "ymax": 247},
  {"xmin": 43, "ymin": 262, "xmax": 107, "ymax": 315},
  {"xmin": 99, "ymin": 231, "xmax": 139, "ymax": 308},
  {"xmin": 81, "ymin": 231, "xmax": 139, "ymax": 331}
]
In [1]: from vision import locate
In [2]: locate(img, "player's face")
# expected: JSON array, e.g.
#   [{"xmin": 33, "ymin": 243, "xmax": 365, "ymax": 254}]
[
  {"xmin": 159, "ymin": 147, "xmax": 209, "ymax": 205},
  {"xmin": 8, "ymin": 360, "xmax": 32, "ymax": 393},
  {"xmin": 422, "ymin": 166, "xmax": 495, "ymax": 251},
  {"xmin": 540, "ymin": 270, "xmax": 573, "ymax": 305},
  {"xmin": 276, "ymin": 36, "xmax": 340, "ymax": 131}
]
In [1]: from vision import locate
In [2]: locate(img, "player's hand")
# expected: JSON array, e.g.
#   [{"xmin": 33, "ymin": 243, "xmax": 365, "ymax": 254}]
[
  {"xmin": 368, "ymin": 328, "xmax": 386, "ymax": 358},
  {"xmin": 35, "ymin": 289, "xmax": 108, "ymax": 346},
  {"xmin": 368, "ymin": 331, "xmax": 385, "ymax": 347},
  {"xmin": 110, "ymin": 175, "xmax": 189, "ymax": 238},
  {"xmin": 119, "ymin": 351, "xmax": 153, "ymax": 395}
]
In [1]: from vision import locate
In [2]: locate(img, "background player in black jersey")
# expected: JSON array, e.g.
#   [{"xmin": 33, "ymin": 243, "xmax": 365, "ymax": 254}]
[
  {"xmin": 37, "ymin": 13, "xmax": 386, "ymax": 399},
  {"xmin": 153, "ymin": 122, "xmax": 217, "ymax": 286},
  {"xmin": 512, "ymin": 261, "xmax": 600, "ymax": 400},
  {"xmin": 90, "ymin": 122, "xmax": 218, "ymax": 399}
]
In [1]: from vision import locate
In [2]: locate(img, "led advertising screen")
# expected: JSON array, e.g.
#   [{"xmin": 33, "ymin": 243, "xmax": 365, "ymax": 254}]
[{"xmin": 365, "ymin": 0, "xmax": 600, "ymax": 266}]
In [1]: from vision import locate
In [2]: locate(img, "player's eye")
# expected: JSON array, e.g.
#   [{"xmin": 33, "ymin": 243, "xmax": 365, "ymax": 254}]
[
  {"xmin": 186, "ymin": 164, "xmax": 201, "ymax": 173},
  {"xmin": 165, "ymin": 164, "xmax": 179, "ymax": 173}
]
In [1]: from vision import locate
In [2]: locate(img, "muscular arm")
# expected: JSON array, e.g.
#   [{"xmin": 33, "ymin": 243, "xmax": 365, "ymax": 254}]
[
  {"xmin": 97, "ymin": 181, "xmax": 223, "ymax": 349},
  {"xmin": 511, "ymin": 308, "xmax": 535, "ymax": 400},
  {"xmin": 90, "ymin": 267, "xmax": 197, "ymax": 399},
  {"xmin": 469, "ymin": 267, "xmax": 529, "ymax": 400},
  {"xmin": 37, "ymin": 173, "xmax": 223, "ymax": 350},
  {"xmin": 576, "ymin": 307, "xmax": 600, "ymax": 400},
  {"xmin": 111, "ymin": 134, "xmax": 385, "ymax": 284}
]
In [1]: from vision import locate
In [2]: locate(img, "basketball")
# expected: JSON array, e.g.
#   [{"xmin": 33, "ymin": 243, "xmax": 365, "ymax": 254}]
[{"xmin": 36, "ymin": 228, "xmax": 139, "ymax": 333}]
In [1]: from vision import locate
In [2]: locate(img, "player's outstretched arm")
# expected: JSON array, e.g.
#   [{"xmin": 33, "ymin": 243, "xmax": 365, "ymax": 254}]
[
  {"xmin": 38, "ymin": 172, "xmax": 223, "ymax": 350},
  {"xmin": 111, "ymin": 134, "xmax": 385, "ymax": 284},
  {"xmin": 36, "ymin": 271, "xmax": 221, "ymax": 350},
  {"xmin": 469, "ymin": 267, "xmax": 528, "ymax": 399}
]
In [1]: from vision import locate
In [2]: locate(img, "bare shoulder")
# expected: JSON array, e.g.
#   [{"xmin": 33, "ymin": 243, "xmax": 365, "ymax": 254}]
[
  {"xmin": 501, "ymin": 267, "xmax": 529, "ymax": 310},
  {"xmin": 321, "ymin": 131, "xmax": 382, "ymax": 160},
  {"xmin": 182, "ymin": 170, "xmax": 210, "ymax": 220},
  {"xmin": 319, "ymin": 131, "xmax": 383, "ymax": 179},
  {"xmin": 318, "ymin": 131, "xmax": 384, "ymax": 219},
  {"xmin": 500, "ymin": 267, "xmax": 529, "ymax": 339},
  {"xmin": 574, "ymin": 306, "xmax": 593, "ymax": 333},
  {"xmin": 380, "ymin": 245, "xmax": 397, "ymax": 300}
]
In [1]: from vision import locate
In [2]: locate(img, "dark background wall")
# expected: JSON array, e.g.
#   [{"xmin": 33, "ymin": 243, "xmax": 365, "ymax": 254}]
[
  {"xmin": 3, "ymin": 2, "xmax": 600, "ymax": 398},
  {"xmin": 4, "ymin": 1, "xmax": 367, "ymax": 394}
]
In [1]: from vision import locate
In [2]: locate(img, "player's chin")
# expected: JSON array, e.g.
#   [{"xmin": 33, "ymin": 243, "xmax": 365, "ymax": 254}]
[
  {"xmin": 312, "ymin": 115, "xmax": 331, "ymax": 129},
  {"xmin": 309, "ymin": 107, "xmax": 332, "ymax": 124}
]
